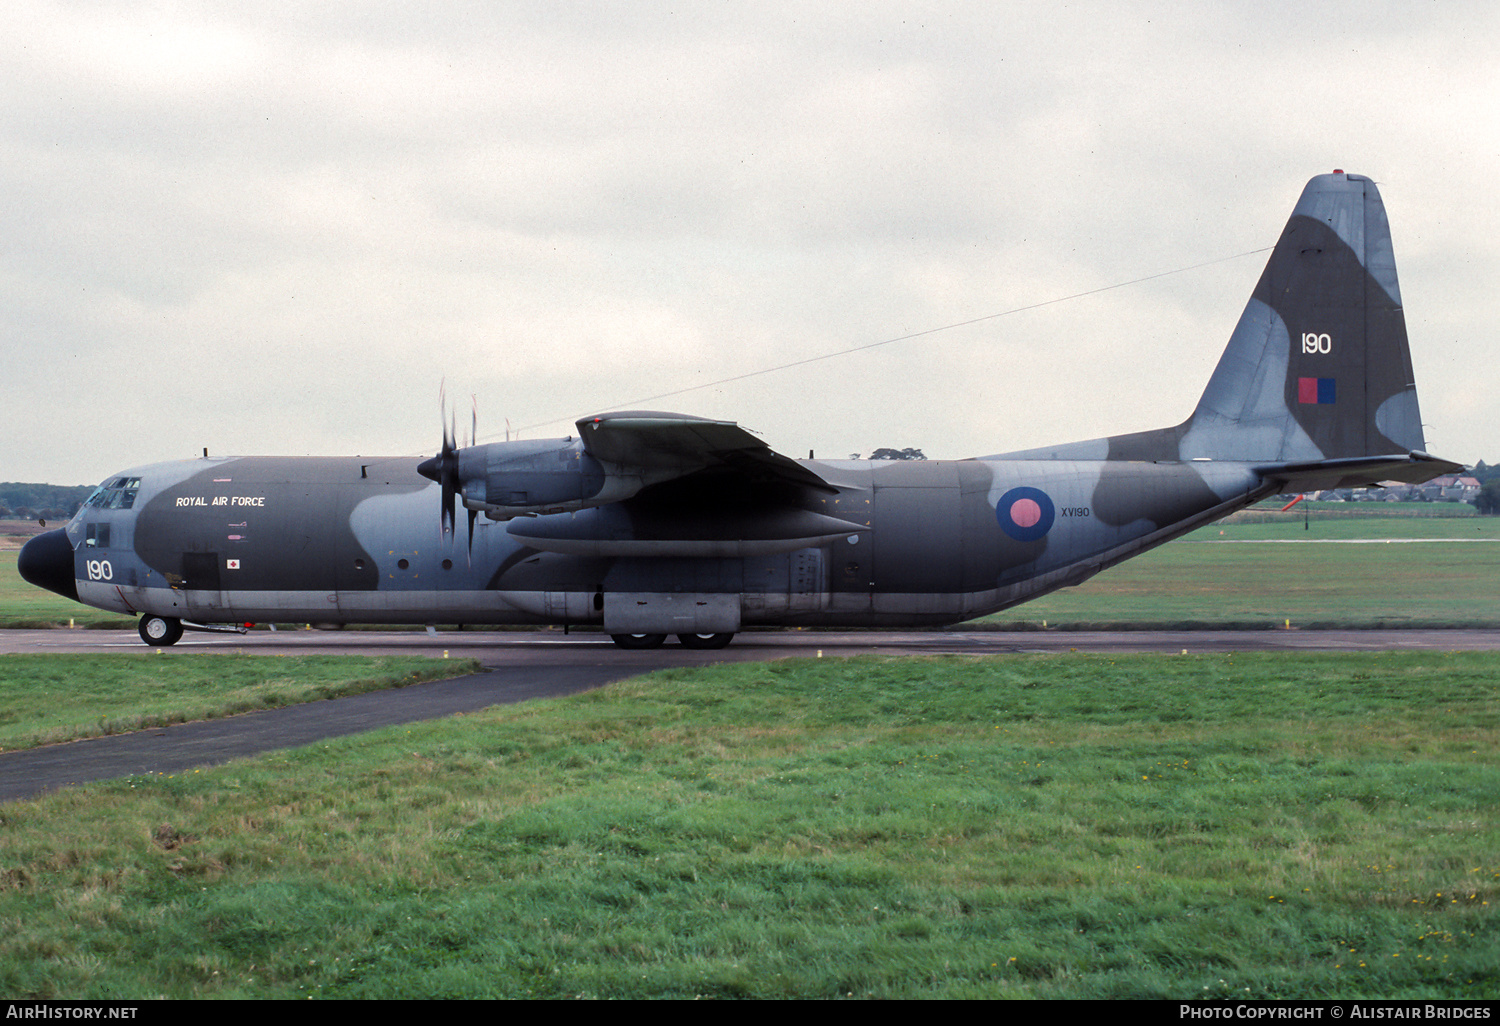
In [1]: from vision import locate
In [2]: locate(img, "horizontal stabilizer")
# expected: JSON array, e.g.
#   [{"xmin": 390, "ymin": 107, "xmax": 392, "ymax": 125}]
[{"xmin": 1255, "ymin": 452, "xmax": 1465, "ymax": 493}]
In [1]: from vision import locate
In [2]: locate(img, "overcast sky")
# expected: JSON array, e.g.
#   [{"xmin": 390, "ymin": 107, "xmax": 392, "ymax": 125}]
[{"xmin": 3, "ymin": 1, "xmax": 1495, "ymax": 485}]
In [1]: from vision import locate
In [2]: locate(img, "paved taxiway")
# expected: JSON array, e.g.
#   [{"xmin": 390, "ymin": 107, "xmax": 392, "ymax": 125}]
[
  {"xmin": 3, "ymin": 627, "xmax": 1496, "ymax": 801},
  {"xmin": 8, "ymin": 626, "xmax": 1500, "ymax": 659}
]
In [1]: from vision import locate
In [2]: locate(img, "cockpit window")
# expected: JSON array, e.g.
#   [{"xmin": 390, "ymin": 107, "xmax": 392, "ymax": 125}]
[{"xmin": 85, "ymin": 477, "xmax": 140, "ymax": 510}]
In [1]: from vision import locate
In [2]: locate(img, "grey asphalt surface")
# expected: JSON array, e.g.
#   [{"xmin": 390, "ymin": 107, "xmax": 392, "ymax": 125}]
[{"xmin": 3, "ymin": 627, "xmax": 1497, "ymax": 801}]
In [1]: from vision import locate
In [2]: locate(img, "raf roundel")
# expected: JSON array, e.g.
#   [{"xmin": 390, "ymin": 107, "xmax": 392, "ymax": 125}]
[{"xmin": 996, "ymin": 486, "xmax": 1055, "ymax": 542}]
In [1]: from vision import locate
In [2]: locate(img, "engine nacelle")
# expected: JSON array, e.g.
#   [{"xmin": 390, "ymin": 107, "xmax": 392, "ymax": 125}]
[{"xmin": 451, "ymin": 437, "xmax": 610, "ymax": 518}]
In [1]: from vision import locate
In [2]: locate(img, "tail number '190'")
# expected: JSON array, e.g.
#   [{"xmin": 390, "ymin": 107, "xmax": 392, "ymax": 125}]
[
  {"xmin": 1302, "ymin": 332, "xmax": 1332, "ymax": 354},
  {"xmin": 86, "ymin": 559, "xmax": 113, "ymax": 581}
]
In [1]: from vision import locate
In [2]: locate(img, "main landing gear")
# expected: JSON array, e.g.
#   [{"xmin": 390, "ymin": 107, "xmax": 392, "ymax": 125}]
[
  {"xmin": 609, "ymin": 633, "xmax": 735, "ymax": 649},
  {"xmin": 138, "ymin": 615, "xmax": 183, "ymax": 647},
  {"xmin": 676, "ymin": 633, "xmax": 734, "ymax": 649}
]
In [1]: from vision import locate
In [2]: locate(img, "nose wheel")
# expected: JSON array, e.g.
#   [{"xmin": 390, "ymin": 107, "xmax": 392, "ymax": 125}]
[{"xmin": 138, "ymin": 615, "xmax": 183, "ymax": 647}]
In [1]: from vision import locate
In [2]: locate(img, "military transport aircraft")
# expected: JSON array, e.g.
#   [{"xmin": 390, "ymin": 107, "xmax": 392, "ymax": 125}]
[{"xmin": 20, "ymin": 172, "xmax": 1461, "ymax": 648}]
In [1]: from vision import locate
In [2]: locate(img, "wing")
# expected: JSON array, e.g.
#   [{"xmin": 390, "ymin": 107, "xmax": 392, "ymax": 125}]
[
  {"xmin": 494, "ymin": 412, "xmax": 855, "ymax": 556},
  {"xmin": 576, "ymin": 411, "xmax": 836, "ymax": 493},
  {"xmin": 428, "ymin": 409, "xmax": 845, "ymax": 548}
]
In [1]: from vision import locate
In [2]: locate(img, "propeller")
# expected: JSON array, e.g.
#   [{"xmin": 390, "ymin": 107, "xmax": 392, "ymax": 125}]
[
  {"xmin": 466, "ymin": 395, "xmax": 478, "ymax": 548},
  {"xmin": 416, "ymin": 385, "xmax": 476, "ymax": 556}
]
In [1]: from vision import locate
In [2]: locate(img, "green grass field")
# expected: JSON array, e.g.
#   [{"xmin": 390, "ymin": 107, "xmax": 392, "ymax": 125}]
[
  {"xmin": 1, "ymin": 652, "xmax": 1497, "ymax": 999},
  {"xmin": 2, "ymin": 507, "xmax": 1496, "ymax": 998}
]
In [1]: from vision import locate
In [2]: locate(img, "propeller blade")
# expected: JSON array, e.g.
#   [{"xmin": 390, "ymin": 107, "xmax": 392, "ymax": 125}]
[{"xmin": 417, "ymin": 383, "xmax": 463, "ymax": 542}]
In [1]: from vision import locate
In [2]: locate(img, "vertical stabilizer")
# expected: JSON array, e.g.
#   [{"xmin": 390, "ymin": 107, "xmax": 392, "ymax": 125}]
[{"xmin": 1181, "ymin": 172, "xmax": 1426, "ymax": 462}]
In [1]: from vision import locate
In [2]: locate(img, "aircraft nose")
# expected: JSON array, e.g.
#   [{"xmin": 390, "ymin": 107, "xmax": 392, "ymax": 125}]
[{"xmin": 17, "ymin": 528, "xmax": 78, "ymax": 602}]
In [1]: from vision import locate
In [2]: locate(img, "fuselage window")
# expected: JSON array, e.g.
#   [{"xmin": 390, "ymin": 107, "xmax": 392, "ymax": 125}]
[{"xmin": 85, "ymin": 523, "xmax": 111, "ymax": 548}]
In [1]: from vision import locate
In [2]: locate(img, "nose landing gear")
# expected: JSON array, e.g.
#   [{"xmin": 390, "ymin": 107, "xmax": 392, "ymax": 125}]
[{"xmin": 138, "ymin": 615, "xmax": 184, "ymax": 647}]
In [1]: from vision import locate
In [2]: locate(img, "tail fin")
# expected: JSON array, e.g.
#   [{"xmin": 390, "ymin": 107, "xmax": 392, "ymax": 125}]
[
  {"xmin": 990, "ymin": 172, "xmax": 1458, "ymax": 482},
  {"xmin": 1182, "ymin": 171, "xmax": 1426, "ymax": 463}
]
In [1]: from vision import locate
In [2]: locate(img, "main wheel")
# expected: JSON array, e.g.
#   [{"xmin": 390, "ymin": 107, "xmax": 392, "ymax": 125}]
[
  {"xmin": 610, "ymin": 633, "xmax": 668, "ymax": 649},
  {"xmin": 677, "ymin": 633, "xmax": 734, "ymax": 649},
  {"xmin": 139, "ymin": 615, "xmax": 183, "ymax": 647}
]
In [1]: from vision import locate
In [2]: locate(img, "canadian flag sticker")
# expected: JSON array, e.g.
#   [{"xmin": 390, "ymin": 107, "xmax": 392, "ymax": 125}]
[{"xmin": 226, "ymin": 559, "xmax": 241, "ymax": 570}]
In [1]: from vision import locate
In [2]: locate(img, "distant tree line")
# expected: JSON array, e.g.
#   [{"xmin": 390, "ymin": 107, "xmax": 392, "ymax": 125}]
[
  {"xmin": 860, "ymin": 448, "xmax": 928, "ymax": 461},
  {"xmin": 1475, "ymin": 480, "xmax": 1500, "ymax": 515},
  {"xmin": 0, "ymin": 483, "xmax": 94, "ymax": 521}
]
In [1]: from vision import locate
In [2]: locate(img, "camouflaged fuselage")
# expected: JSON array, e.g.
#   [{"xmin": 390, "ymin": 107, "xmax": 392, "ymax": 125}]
[
  {"xmin": 54, "ymin": 450, "xmax": 1268, "ymax": 629},
  {"xmin": 20, "ymin": 172, "xmax": 1461, "ymax": 643}
]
